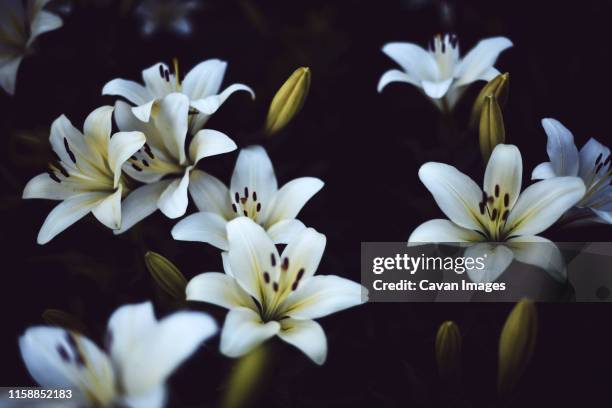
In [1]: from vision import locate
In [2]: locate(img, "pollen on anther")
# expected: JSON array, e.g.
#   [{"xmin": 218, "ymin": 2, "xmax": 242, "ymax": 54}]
[
  {"xmin": 63, "ymin": 138, "xmax": 76, "ymax": 163},
  {"xmin": 132, "ymin": 163, "xmax": 143, "ymax": 172},
  {"xmin": 596, "ymin": 163, "xmax": 603, "ymax": 173},
  {"xmin": 142, "ymin": 159, "xmax": 150, "ymax": 167},
  {"xmin": 504, "ymin": 193, "xmax": 509, "ymax": 207},
  {"xmin": 273, "ymin": 282, "xmax": 279, "ymax": 292},
  {"xmin": 502, "ymin": 210, "xmax": 509, "ymax": 221},
  {"xmin": 244, "ymin": 187, "xmax": 249, "ymax": 198},
  {"xmin": 281, "ymin": 257, "xmax": 289, "ymax": 270},
  {"xmin": 253, "ymin": 191, "xmax": 257, "ymax": 201},
  {"xmin": 256, "ymin": 203, "xmax": 261, "ymax": 212},
  {"xmin": 495, "ymin": 184, "xmax": 500, "ymax": 197},
  {"xmin": 596, "ymin": 153, "xmax": 603, "ymax": 164},
  {"xmin": 234, "ymin": 192, "xmax": 240, "ymax": 203},
  {"xmin": 243, "ymin": 210, "xmax": 248, "ymax": 217},
  {"xmin": 57, "ymin": 345, "xmax": 70, "ymax": 362},
  {"xmin": 48, "ymin": 171, "xmax": 61, "ymax": 183},
  {"xmin": 159, "ymin": 64, "xmax": 164, "ymax": 78},
  {"xmin": 232, "ymin": 204, "xmax": 237, "ymax": 213},
  {"xmin": 479, "ymin": 202, "xmax": 485, "ymax": 215},
  {"xmin": 270, "ymin": 253, "xmax": 276, "ymax": 267},
  {"xmin": 291, "ymin": 281, "xmax": 299, "ymax": 291},
  {"xmin": 263, "ymin": 272, "xmax": 270, "ymax": 283},
  {"xmin": 164, "ymin": 69, "xmax": 170, "ymax": 82},
  {"xmin": 296, "ymin": 268, "xmax": 305, "ymax": 281},
  {"xmin": 490, "ymin": 208, "xmax": 498, "ymax": 220}
]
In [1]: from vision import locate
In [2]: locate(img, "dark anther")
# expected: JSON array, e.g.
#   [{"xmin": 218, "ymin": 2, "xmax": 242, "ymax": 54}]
[
  {"xmin": 232, "ymin": 204, "xmax": 238, "ymax": 213},
  {"xmin": 240, "ymin": 197, "xmax": 247, "ymax": 204},
  {"xmin": 234, "ymin": 192, "xmax": 240, "ymax": 203},
  {"xmin": 504, "ymin": 193, "xmax": 509, "ymax": 207},
  {"xmin": 281, "ymin": 257, "xmax": 289, "ymax": 270},
  {"xmin": 502, "ymin": 210, "xmax": 509, "ymax": 221},
  {"xmin": 159, "ymin": 64, "xmax": 164, "ymax": 78},
  {"xmin": 164, "ymin": 69, "xmax": 170, "ymax": 82},
  {"xmin": 57, "ymin": 164, "xmax": 69, "ymax": 178},
  {"xmin": 605, "ymin": 154, "xmax": 611, "ymax": 166},
  {"xmin": 291, "ymin": 281, "xmax": 299, "ymax": 291},
  {"xmin": 244, "ymin": 187, "xmax": 249, "ymax": 198},
  {"xmin": 273, "ymin": 282, "xmax": 279, "ymax": 292},
  {"xmin": 596, "ymin": 163, "xmax": 603, "ymax": 174},
  {"xmin": 490, "ymin": 208, "xmax": 498, "ymax": 221},
  {"xmin": 131, "ymin": 163, "xmax": 143, "ymax": 172},
  {"xmin": 131, "ymin": 155, "xmax": 137, "ymax": 160},
  {"xmin": 253, "ymin": 191, "xmax": 257, "ymax": 201},
  {"xmin": 57, "ymin": 345, "xmax": 70, "ymax": 362},
  {"xmin": 495, "ymin": 184, "xmax": 500, "ymax": 197},
  {"xmin": 144, "ymin": 143, "xmax": 155, "ymax": 159},
  {"xmin": 296, "ymin": 268, "xmax": 305, "ymax": 281},
  {"xmin": 65, "ymin": 333, "xmax": 78, "ymax": 349},
  {"xmin": 478, "ymin": 202, "xmax": 485, "ymax": 215},
  {"xmin": 270, "ymin": 253, "xmax": 276, "ymax": 267},
  {"xmin": 48, "ymin": 171, "xmax": 61, "ymax": 183},
  {"xmin": 142, "ymin": 159, "xmax": 150, "ymax": 167},
  {"xmin": 487, "ymin": 196, "xmax": 494, "ymax": 204},
  {"xmin": 596, "ymin": 153, "xmax": 603, "ymax": 164},
  {"xmin": 481, "ymin": 190, "xmax": 487, "ymax": 204},
  {"xmin": 263, "ymin": 272, "xmax": 270, "ymax": 283},
  {"xmin": 256, "ymin": 203, "xmax": 262, "ymax": 212},
  {"xmin": 243, "ymin": 210, "xmax": 248, "ymax": 217},
  {"xmin": 63, "ymin": 138, "xmax": 76, "ymax": 163},
  {"xmin": 441, "ymin": 41, "xmax": 446, "ymax": 53}
]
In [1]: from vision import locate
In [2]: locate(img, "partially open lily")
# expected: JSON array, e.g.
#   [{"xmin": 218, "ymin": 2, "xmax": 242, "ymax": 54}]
[
  {"xmin": 23, "ymin": 106, "xmax": 145, "ymax": 244},
  {"xmin": 172, "ymin": 145, "xmax": 324, "ymax": 250},
  {"xmin": 378, "ymin": 34, "xmax": 512, "ymax": 111},
  {"xmin": 0, "ymin": 0, "xmax": 63, "ymax": 94},
  {"xmin": 532, "ymin": 118, "xmax": 612, "ymax": 225},
  {"xmin": 409, "ymin": 144, "xmax": 585, "ymax": 281},
  {"xmin": 102, "ymin": 58, "xmax": 254, "ymax": 133},
  {"xmin": 113, "ymin": 92, "xmax": 237, "ymax": 233},
  {"xmin": 186, "ymin": 217, "xmax": 367, "ymax": 365},
  {"xmin": 19, "ymin": 302, "xmax": 216, "ymax": 408}
]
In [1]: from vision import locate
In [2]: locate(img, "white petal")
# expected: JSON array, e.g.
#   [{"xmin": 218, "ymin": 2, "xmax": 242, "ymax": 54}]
[
  {"xmin": 479, "ymin": 66, "xmax": 501, "ymax": 82},
  {"xmin": 465, "ymin": 243, "xmax": 514, "ymax": 283},
  {"xmin": 283, "ymin": 275, "xmax": 366, "ymax": 320},
  {"xmin": 219, "ymin": 307, "xmax": 280, "ymax": 358},
  {"xmin": 171, "ymin": 212, "xmax": 229, "ymax": 250},
  {"xmin": 408, "ymin": 219, "xmax": 483, "ymax": 243},
  {"xmin": 83, "ymin": 106, "xmax": 113, "ymax": 152},
  {"xmin": 132, "ymin": 100, "xmax": 156, "ymax": 122},
  {"xmin": 23, "ymin": 173, "xmax": 70, "ymax": 200},
  {"xmin": 189, "ymin": 129, "xmax": 237, "ymax": 165},
  {"xmin": 188, "ymin": 169, "xmax": 232, "ymax": 218},
  {"xmin": 119, "ymin": 386, "xmax": 166, "ymax": 408},
  {"xmin": 278, "ymin": 319, "xmax": 327, "ymax": 365},
  {"xmin": 418, "ymin": 162, "xmax": 484, "ymax": 231},
  {"xmin": 91, "ymin": 186, "xmax": 122, "ymax": 230},
  {"xmin": 263, "ymin": 177, "xmax": 323, "ymax": 227},
  {"xmin": 0, "ymin": 56, "xmax": 23, "ymax": 95},
  {"xmin": 114, "ymin": 180, "xmax": 172, "ymax": 234},
  {"xmin": 507, "ymin": 235, "xmax": 566, "ymax": 282},
  {"xmin": 142, "ymin": 62, "xmax": 175, "ymax": 98},
  {"xmin": 37, "ymin": 192, "xmax": 106, "ymax": 244},
  {"xmin": 266, "ymin": 219, "xmax": 306, "ymax": 244},
  {"xmin": 541, "ymin": 118, "xmax": 580, "ymax": 177},
  {"xmin": 377, "ymin": 69, "xmax": 418, "ymax": 92},
  {"xmin": 156, "ymin": 93, "xmax": 190, "ymax": 164},
  {"xmin": 181, "ymin": 59, "xmax": 226, "ymax": 100},
  {"xmin": 278, "ymin": 227, "xmax": 326, "ymax": 285},
  {"xmin": 483, "ymin": 144, "xmax": 522, "ymax": 209},
  {"xmin": 421, "ymin": 78, "xmax": 453, "ymax": 99},
  {"xmin": 578, "ymin": 138, "xmax": 611, "ymax": 181},
  {"xmin": 454, "ymin": 37, "xmax": 513, "ymax": 86},
  {"xmin": 108, "ymin": 131, "xmax": 146, "ymax": 188},
  {"xmin": 190, "ymin": 83, "xmax": 254, "ymax": 115},
  {"xmin": 48, "ymin": 114, "xmax": 87, "ymax": 171},
  {"xmin": 109, "ymin": 303, "xmax": 217, "ymax": 395},
  {"xmin": 186, "ymin": 272, "xmax": 255, "ymax": 309},
  {"xmin": 226, "ymin": 217, "xmax": 280, "ymax": 302},
  {"xmin": 158, "ymin": 170, "xmax": 191, "ymax": 219},
  {"xmin": 230, "ymin": 145, "xmax": 278, "ymax": 209},
  {"xmin": 28, "ymin": 9, "xmax": 62, "ymax": 46},
  {"xmin": 506, "ymin": 177, "xmax": 585, "ymax": 236},
  {"xmin": 382, "ymin": 42, "xmax": 439, "ymax": 81},
  {"xmin": 102, "ymin": 79, "xmax": 151, "ymax": 106},
  {"xmin": 531, "ymin": 162, "xmax": 556, "ymax": 180}
]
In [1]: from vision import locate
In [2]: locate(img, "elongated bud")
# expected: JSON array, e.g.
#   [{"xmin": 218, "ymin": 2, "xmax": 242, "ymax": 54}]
[
  {"xmin": 470, "ymin": 72, "xmax": 509, "ymax": 128},
  {"xmin": 265, "ymin": 67, "xmax": 311, "ymax": 135},
  {"xmin": 42, "ymin": 309, "xmax": 87, "ymax": 334},
  {"xmin": 498, "ymin": 299, "xmax": 538, "ymax": 395},
  {"xmin": 479, "ymin": 94, "xmax": 506, "ymax": 162},
  {"xmin": 435, "ymin": 321, "xmax": 462, "ymax": 384},
  {"xmin": 223, "ymin": 345, "xmax": 269, "ymax": 408},
  {"xmin": 145, "ymin": 251, "xmax": 187, "ymax": 301}
]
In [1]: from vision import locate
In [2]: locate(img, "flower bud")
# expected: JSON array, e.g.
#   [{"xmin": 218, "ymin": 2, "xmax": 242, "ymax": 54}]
[
  {"xmin": 479, "ymin": 94, "xmax": 506, "ymax": 162},
  {"xmin": 265, "ymin": 67, "xmax": 311, "ymax": 135},
  {"xmin": 144, "ymin": 251, "xmax": 187, "ymax": 301},
  {"xmin": 223, "ymin": 345, "xmax": 269, "ymax": 408},
  {"xmin": 470, "ymin": 72, "xmax": 509, "ymax": 128},
  {"xmin": 42, "ymin": 309, "xmax": 87, "ymax": 334},
  {"xmin": 435, "ymin": 320, "xmax": 462, "ymax": 383},
  {"xmin": 498, "ymin": 299, "xmax": 538, "ymax": 395}
]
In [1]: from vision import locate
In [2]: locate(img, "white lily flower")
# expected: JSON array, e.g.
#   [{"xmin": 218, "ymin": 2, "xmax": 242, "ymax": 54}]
[
  {"xmin": 102, "ymin": 58, "xmax": 254, "ymax": 134},
  {"xmin": 532, "ymin": 118, "xmax": 612, "ymax": 224},
  {"xmin": 378, "ymin": 34, "xmax": 512, "ymax": 111},
  {"xmin": 19, "ymin": 302, "xmax": 216, "ymax": 408},
  {"xmin": 186, "ymin": 217, "xmax": 366, "ymax": 365},
  {"xmin": 171, "ymin": 145, "xmax": 324, "ymax": 250},
  {"xmin": 0, "ymin": 0, "xmax": 63, "ymax": 95},
  {"xmin": 135, "ymin": 0, "xmax": 200, "ymax": 37},
  {"xmin": 22, "ymin": 106, "xmax": 146, "ymax": 244},
  {"xmin": 409, "ymin": 144, "xmax": 585, "ymax": 281},
  {"xmin": 113, "ymin": 92, "xmax": 237, "ymax": 233}
]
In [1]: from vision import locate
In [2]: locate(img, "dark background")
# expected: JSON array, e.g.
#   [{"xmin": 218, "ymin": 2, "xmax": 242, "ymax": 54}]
[{"xmin": 1, "ymin": 0, "xmax": 611, "ymax": 406}]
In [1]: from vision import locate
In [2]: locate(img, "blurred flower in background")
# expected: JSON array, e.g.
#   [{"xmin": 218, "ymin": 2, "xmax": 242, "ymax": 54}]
[
  {"xmin": 378, "ymin": 34, "xmax": 512, "ymax": 112},
  {"xmin": 172, "ymin": 145, "xmax": 324, "ymax": 250},
  {"xmin": 22, "ymin": 106, "xmax": 145, "ymax": 244},
  {"xmin": 186, "ymin": 217, "xmax": 366, "ymax": 365},
  {"xmin": 532, "ymin": 118, "xmax": 612, "ymax": 225},
  {"xmin": 0, "ymin": 0, "xmax": 63, "ymax": 95},
  {"xmin": 19, "ymin": 301, "xmax": 217, "ymax": 408},
  {"xmin": 135, "ymin": 0, "xmax": 201, "ymax": 37}
]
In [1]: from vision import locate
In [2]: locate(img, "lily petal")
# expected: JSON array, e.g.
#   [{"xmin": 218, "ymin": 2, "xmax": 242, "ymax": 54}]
[
  {"xmin": 465, "ymin": 243, "xmax": 514, "ymax": 283},
  {"xmin": 418, "ymin": 162, "xmax": 485, "ymax": 231},
  {"xmin": 108, "ymin": 131, "xmax": 146, "ymax": 188},
  {"xmin": 382, "ymin": 42, "xmax": 439, "ymax": 81},
  {"xmin": 219, "ymin": 307, "xmax": 280, "ymax": 358},
  {"xmin": 506, "ymin": 177, "xmax": 585, "ymax": 236},
  {"xmin": 483, "ymin": 144, "xmax": 522, "ymax": 209},
  {"xmin": 156, "ymin": 93, "xmax": 189, "ymax": 165},
  {"xmin": 267, "ymin": 219, "xmax": 307, "ymax": 244},
  {"xmin": 158, "ymin": 169, "xmax": 191, "ymax": 219},
  {"xmin": 186, "ymin": 272, "xmax": 255, "ymax": 309},
  {"xmin": 421, "ymin": 78, "xmax": 453, "ymax": 99},
  {"xmin": 28, "ymin": 10, "xmax": 63, "ymax": 46},
  {"xmin": 188, "ymin": 169, "xmax": 232, "ymax": 218},
  {"xmin": 408, "ymin": 219, "xmax": 483, "ymax": 243},
  {"xmin": 181, "ymin": 59, "xmax": 226, "ymax": 100},
  {"xmin": 377, "ymin": 69, "xmax": 418, "ymax": 92},
  {"xmin": 171, "ymin": 212, "xmax": 229, "ymax": 250},
  {"xmin": 507, "ymin": 235, "xmax": 566, "ymax": 282},
  {"xmin": 531, "ymin": 162, "xmax": 556, "ymax": 180},
  {"xmin": 0, "ymin": 56, "xmax": 23, "ymax": 95},
  {"xmin": 230, "ymin": 146, "xmax": 278, "ymax": 210},
  {"xmin": 188, "ymin": 129, "xmax": 237, "ymax": 165},
  {"xmin": 114, "ymin": 180, "xmax": 172, "ymax": 234},
  {"xmin": 278, "ymin": 319, "xmax": 327, "ymax": 365},
  {"xmin": 263, "ymin": 177, "xmax": 324, "ymax": 228},
  {"xmin": 283, "ymin": 275, "xmax": 366, "ymax": 320},
  {"xmin": 277, "ymin": 227, "xmax": 326, "ymax": 285},
  {"xmin": 454, "ymin": 37, "xmax": 513, "ymax": 86},
  {"xmin": 102, "ymin": 79, "xmax": 151, "ymax": 106},
  {"xmin": 142, "ymin": 62, "xmax": 175, "ymax": 99},
  {"xmin": 119, "ymin": 386, "xmax": 166, "ymax": 408},
  {"xmin": 91, "ymin": 186, "xmax": 122, "ymax": 230},
  {"xmin": 578, "ymin": 138, "xmax": 611, "ymax": 182},
  {"xmin": 541, "ymin": 118, "xmax": 579, "ymax": 177},
  {"xmin": 83, "ymin": 106, "xmax": 114, "ymax": 153},
  {"xmin": 190, "ymin": 83, "xmax": 254, "ymax": 115},
  {"xmin": 23, "ymin": 173, "xmax": 71, "ymax": 200}
]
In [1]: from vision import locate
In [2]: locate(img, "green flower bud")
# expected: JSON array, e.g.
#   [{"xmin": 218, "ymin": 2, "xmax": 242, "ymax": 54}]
[
  {"xmin": 42, "ymin": 309, "xmax": 87, "ymax": 334},
  {"xmin": 265, "ymin": 67, "xmax": 311, "ymax": 135},
  {"xmin": 223, "ymin": 345, "xmax": 269, "ymax": 408},
  {"xmin": 435, "ymin": 320, "xmax": 462, "ymax": 384},
  {"xmin": 144, "ymin": 251, "xmax": 187, "ymax": 301},
  {"xmin": 470, "ymin": 72, "xmax": 509, "ymax": 128},
  {"xmin": 479, "ymin": 94, "xmax": 506, "ymax": 162},
  {"xmin": 498, "ymin": 299, "xmax": 538, "ymax": 395}
]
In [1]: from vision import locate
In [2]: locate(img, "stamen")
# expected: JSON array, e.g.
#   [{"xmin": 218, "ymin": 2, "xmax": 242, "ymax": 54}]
[
  {"xmin": 495, "ymin": 184, "xmax": 500, "ymax": 197},
  {"xmin": 240, "ymin": 197, "xmax": 247, "ymax": 204},
  {"xmin": 63, "ymin": 138, "xmax": 76, "ymax": 163},
  {"xmin": 253, "ymin": 191, "xmax": 258, "ymax": 201},
  {"xmin": 256, "ymin": 203, "xmax": 261, "ymax": 212},
  {"xmin": 605, "ymin": 155, "xmax": 611, "ymax": 166},
  {"xmin": 234, "ymin": 192, "xmax": 240, "ymax": 203},
  {"xmin": 144, "ymin": 143, "xmax": 155, "ymax": 159},
  {"xmin": 57, "ymin": 345, "xmax": 70, "ymax": 362},
  {"xmin": 244, "ymin": 187, "xmax": 249, "ymax": 198},
  {"xmin": 273, "ymin": 282, "xmax": 279, "ymax": 292},
  {"xmin": 232, "ymin": 204, "xmax": 237, "ymax": 213},
  {"xmin": 243, "ymin": 210, "xmax": 248, "ymax": 217},
  {"xmin": 481, "ymin": 190, "xmax": 487, "ymax": 204},
  {"xmin": 487, "ymin": 196, "xmax": 494, "ymax": 204},
  {"xmin": 164, "ymin": 69, "xmax": 170, "ymax": 82},
  {"xmin": 504, "ymin": 193, "xmax": 509, "ymax": 207},
  {"xmin": 291, "ymin": 281, "xmax": 299, "ymax": 291},
  {"xmin": 142, "ymin": 159, "xmax": 150, "ymax": 167},
  {"xmin": 502, "ymin": 210, "xmax": 509, "ymax": 221},
  {"xmin": 479, "ymin": 202, "xmax": 485, "ymax": 215},
  {"xmin": 159, "ymin": 64, "xmax": 164, "ymax": 78},
  {"xmin": 48, "ymin": 171, "xmax": 61, "ymax": 183},
  {"xmin": 490, "ymin": 208, "xmax": 498, "ymax": 220},
  {"xmin": 263, "ymin": 272, "xmax": 270, "ymax": 283},
  {"xmin": 270, "ymin": 253, "xmax": 276, "ymax": 267},
  {"xmin": 596, "ymin": 153, "xmax": 603, "ymax": 165},
  {"xmin": 596, "ymin": 163, "xmax": 603, "ymax": 174},
  {"xmin": 296, "ymin": 268, "xmax": 305, "ymax": 281},
  {"xmin": 281, "ymin": 257, "xmax": 289, "ymax": 271},
  {"xmin": 131, "ymin": 163, "xmax": 143, "ymax": 172}
]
